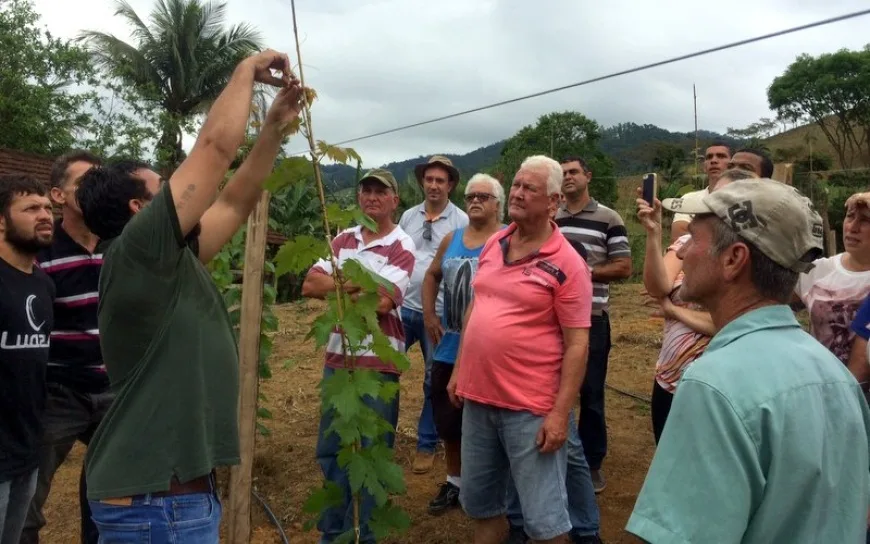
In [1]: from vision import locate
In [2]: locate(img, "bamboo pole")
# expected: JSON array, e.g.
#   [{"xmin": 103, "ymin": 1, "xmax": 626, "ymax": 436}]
[{"xmin": 228, "ymin": 191, "xmax": 271, "ymax": 544}]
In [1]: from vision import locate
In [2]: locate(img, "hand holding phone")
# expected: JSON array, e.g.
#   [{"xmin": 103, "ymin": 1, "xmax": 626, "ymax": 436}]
[{"xmin": 642, "ymin": 173, "xmax": 658, "ymax": 206}]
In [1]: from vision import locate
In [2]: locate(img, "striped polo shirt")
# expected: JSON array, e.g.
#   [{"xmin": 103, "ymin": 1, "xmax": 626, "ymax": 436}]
[
  {"xmin": 36, "ymin": 219, "xmax": 108, "ymax": 393},
  {"xmin": 309, "ymin": 224, "xmax": 416, "ymax": 374},
  {"xmin": 555, "ymin": 199, "xmax": 631, "ymax": 314}
]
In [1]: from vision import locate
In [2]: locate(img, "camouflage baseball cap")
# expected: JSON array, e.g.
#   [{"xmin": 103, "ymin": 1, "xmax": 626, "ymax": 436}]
[
  {"xmin": 661, "ymin": 178, "xmax": 824, "ymax": 273},
  {"xmin": 358, "ymin": 168, "xmax": 398, "ymax": 193}
]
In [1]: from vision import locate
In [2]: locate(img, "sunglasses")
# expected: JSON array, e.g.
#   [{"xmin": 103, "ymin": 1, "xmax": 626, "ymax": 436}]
[
  {"xmin": 464, "ymin": 193, "xmax": 496, "ymax": 204},
  {"xmin": 423, "ymin": 220, "xmax": 433, "ymax": 241}
]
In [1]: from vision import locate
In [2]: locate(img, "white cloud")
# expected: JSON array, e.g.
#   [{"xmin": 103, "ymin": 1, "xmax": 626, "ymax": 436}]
[{"xmin": 31, "ymin": 0, "xmax": 870, "ymax": 167}]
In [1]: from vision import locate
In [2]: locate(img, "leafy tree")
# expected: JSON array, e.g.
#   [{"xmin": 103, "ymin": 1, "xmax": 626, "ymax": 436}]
[
  {"xmin": 0, "ymin": 0, "xmax": 100, "ymax": 155},
  {"xmin": 768, "ymin": 46, "xmax": 870, "ymax": 168},
  {"xmin": 726, "ymin": 117, "xmax": 779, "ymax": 141},
  {"xmin": 495, "ymin": 111, "xmax": 617, "ymax": 206},
  {"xmin": 80, "ymin": 0, "xmax": 262, "ymax": 172}
]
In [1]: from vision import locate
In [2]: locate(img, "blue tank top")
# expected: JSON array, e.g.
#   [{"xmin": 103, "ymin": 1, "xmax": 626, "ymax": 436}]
[{"xmin": 433, "ymin": 227, "xmax": 500, "ymax": 364}]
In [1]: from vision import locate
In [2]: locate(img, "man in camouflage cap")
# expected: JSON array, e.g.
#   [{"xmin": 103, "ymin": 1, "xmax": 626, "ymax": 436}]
[{"xmin": 627, "ymin": 179, "xmax": 870, "ymax": 543}]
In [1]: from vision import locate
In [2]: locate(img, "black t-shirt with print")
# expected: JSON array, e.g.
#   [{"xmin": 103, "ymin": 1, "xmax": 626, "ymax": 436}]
[{"xmin": 0, "ymin": 257, "xmax": 55, "ymax": 479}]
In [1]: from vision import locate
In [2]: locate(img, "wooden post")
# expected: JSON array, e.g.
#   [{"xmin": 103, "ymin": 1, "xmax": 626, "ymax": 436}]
[{"xmin": 228, "ymin": 191, "xmax": 271, "ymax": 544}]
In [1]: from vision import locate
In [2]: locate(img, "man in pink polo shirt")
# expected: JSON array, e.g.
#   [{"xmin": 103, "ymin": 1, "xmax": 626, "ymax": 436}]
[{"xmin": 447, "ymin": 155, "xmax": 593, "ymax": 544}]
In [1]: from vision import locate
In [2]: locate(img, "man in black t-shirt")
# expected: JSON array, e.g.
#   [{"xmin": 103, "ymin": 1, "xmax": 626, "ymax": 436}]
[
  {"xmin": 0, "ymin": 174, "xmax": 55, "ymax": 544},
  {"xmin": 22, "ymin": 150, "xmax": 106, "ymax": 544}
]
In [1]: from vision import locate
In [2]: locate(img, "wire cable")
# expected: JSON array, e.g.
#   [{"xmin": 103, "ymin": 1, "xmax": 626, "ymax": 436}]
[
  {"xmin": 289, "ymin": 7, "xmax": 870, "ymax": 155},
  {"xmin": 252, "ymin": 489, "xmax": 290, "ymax": 544},
  {"xmin": 606, "ymin": 382, "xmax": 652, "ymax": 404}
]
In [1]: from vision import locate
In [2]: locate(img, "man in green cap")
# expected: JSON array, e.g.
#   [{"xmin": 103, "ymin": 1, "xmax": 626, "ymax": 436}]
[
  {"xmin": 302, "ymin": 168, "xmax": 416, "ymax": 544},
  {"xmin": 627, "ymin": 179, "xmax": 870, "ymax": 543}
]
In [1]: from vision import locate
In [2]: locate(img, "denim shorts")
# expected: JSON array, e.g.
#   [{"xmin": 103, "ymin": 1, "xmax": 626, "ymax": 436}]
[{"xmin": 459, "ymin": 400, "xmax": 571, "ymax": 541}]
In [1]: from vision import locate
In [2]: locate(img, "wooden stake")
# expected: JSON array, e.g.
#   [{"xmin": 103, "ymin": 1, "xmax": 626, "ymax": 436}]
[{"xmin": 228, "ymin": 191, "xmax": 271, "ymax": 544}]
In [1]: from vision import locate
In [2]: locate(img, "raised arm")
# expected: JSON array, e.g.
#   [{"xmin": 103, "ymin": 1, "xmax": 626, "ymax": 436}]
[
  {"xmin": 422, "ymin": 232, "xmax": 452, "ymax": 345},
  {"xmin": 661, "ymin": 298, "xmax": 717, "ymax": 337},
  {"xmin": 168, "ymin": 49, "xmax": 292, "ymax": 238},
  {"xmin": 196, "ymin": 85, "xmax": 304, "ymax": 263},
  {"xmin": 638, "ymin": 195, "xmax": 683, "ymax": 298}
]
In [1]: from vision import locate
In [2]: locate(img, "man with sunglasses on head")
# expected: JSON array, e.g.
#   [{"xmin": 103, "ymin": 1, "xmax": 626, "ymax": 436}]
[
  {"xmin": 398, "ymin": 155, "xmax": 468, "ymax": 475},
  {"xmin": 555, "ymin": 156, "xmax": 632, "ymax": 495}
]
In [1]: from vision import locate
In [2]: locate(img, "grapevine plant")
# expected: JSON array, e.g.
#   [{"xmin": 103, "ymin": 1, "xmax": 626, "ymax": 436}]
[
  {"xmin": 264, "ymin": 2, "xmax": 414, "ymax": 542},
  {"xmin": 209, "ymin": 228, "xmax": 280, "ymax": 436}
]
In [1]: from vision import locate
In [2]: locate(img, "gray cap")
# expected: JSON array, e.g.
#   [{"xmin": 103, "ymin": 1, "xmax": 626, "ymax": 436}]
[{"xmin": 662, "ymin": 178, "xmax": 824, "ymax": 273}]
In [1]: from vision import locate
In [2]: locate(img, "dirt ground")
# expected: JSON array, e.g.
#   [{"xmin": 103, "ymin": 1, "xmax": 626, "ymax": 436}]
[{"xmin": 38, "ymin": 283, "xmax": 661, "ymax": 543}]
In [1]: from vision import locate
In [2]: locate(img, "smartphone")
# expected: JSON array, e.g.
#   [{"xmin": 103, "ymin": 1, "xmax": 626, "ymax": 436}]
[{"xmin": 642, "ymin": 173, "xmax": 658, "ymax": 206}]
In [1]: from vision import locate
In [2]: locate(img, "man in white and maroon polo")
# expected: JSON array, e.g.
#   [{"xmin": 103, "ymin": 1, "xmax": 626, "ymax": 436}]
[{"xmin": 302, "ymin": 168, "xmax": 415, "ymax": 544}]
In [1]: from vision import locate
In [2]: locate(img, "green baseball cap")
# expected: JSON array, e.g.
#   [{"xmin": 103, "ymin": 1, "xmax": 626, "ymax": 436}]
[
  {"xmin": 662, "ymin": 178, "xmax": 824, "ymax": 273},
  {"xmin": 358, "ymin": 168, "xmax": 398, "ymax": 193}
]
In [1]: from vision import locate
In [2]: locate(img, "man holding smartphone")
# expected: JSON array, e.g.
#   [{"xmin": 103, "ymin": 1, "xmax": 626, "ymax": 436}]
[{"xmin": 555, "ymin": 156, "xmax": 632, "ymax": 494}]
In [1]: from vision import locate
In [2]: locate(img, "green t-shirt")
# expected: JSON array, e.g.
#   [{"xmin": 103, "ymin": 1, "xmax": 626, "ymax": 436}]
[
  {"xmin": 626, "ymin": 305, "xmax": 870, "ymax": 544},
  {"xmin": 85, "ymin": 185, "xmax": 240, "ymax": 499}
]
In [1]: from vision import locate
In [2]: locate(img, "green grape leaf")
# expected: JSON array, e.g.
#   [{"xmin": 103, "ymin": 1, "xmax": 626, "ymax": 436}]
[
  {"xmin": 378, "ymin": 380, "xmax": 400, "ymax": 403},
  {"xmin": 352, "ymin": 370, "xmax": 383, "ymax": 400},
  {"xmin": 263, "ymin": 156, "xmax": 312, "ymax": 193},
  {"xmin": 369, "ymin": 502, "xmax": 411, "ymax": 540},
  {"xmin": 307, "ymin": 307, "xmax": 338, "ymax": 348},
  {"xmin": 370, "ymin": 444, "xmax": 406, "ymax": 494},
  {"xmin": 353, "ymin": 208, "xmax": 378, "ymax": 232},
  {"xmin": 274, "ymin": 235, "xmax": 329, "ymax": 277},
  {"xmin": 302, "ymin": 481, "xmax": 344, "ymax": 515},
  {"xmin": 322, "ymin": 370, "xmax": 364, "ymax": 418},
  {"xmin": 370, "ymin": 330, "xmax": 411, "ymax": 372},
  {"xmin": 326, "ymin": 202, "xmax": 356, "ymax": 230}
]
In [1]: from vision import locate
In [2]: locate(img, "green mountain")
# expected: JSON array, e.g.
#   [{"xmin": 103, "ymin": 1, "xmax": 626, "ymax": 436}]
[{"xmin": 319, "ymin": 122, "xmax": 740, "ymax": 190}]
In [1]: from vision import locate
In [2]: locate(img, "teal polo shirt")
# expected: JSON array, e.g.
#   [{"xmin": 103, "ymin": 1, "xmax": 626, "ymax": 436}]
[{"xmin": 627, "ymin": 305, "xmax": 870, "ymax": 544}]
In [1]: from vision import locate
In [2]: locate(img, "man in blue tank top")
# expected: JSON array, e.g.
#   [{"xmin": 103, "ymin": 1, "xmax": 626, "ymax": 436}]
[{"xmin": 421, "ymin": 173, "xmax": 505, "ymax": 515}]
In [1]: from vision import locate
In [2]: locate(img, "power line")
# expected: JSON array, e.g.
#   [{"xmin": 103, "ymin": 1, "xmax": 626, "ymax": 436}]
[{"xmin": 289, "ymin": 7, "xmax": 870, "ymax": 156}]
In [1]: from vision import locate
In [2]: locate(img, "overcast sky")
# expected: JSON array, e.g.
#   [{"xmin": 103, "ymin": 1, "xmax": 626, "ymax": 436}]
[{"xmin": 30, "ymin": 0, "xmax": 870, "ymax": 167}]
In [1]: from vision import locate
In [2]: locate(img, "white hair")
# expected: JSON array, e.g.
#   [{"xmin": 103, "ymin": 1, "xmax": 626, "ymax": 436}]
[
  {"xmin": 519, "ymin": 155, "xmax": 562, "ymax": 195},
  {"xmin": 465, "ymin": 173, "xmax": 505, "ymax": 220}
]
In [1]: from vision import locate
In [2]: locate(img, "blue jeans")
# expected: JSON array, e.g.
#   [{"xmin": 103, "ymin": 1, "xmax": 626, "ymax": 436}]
[
  {"xmin": 87, "ymin": 476, "xmax": 220, "ymax": 543},
  {"xmin": 316, "ymin": 367, "xmax": 400, "ymax": 543},
  {"xmin": 401, "ymin": 307, "xmax": 438, "ymax": 453},
  {"xmin": 459, "ymin": 401, "xmax": 571, "ymax": 541},
  {"xmin": 0, "ymin": 469, "xmax": 38, "ymax": 544},
  {"xmin": 506, "ymin": 410, "xmax": 600, "ymax": 538}
]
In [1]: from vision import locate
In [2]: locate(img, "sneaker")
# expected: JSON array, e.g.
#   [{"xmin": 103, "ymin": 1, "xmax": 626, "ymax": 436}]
[
  {"xmin": 427, "ymin": 482, "xmax": 460, "ymax": 515},
  {"xmin": 503, "ymin": 525, "xmax": 528, "ymax": 544},
  {"xmin": 591, "ymin": 469, "xmax": 606, "ymax": 493},
  {"xmin": 412, "ymin": 451, "xmax": 435, "ymax": 474}
]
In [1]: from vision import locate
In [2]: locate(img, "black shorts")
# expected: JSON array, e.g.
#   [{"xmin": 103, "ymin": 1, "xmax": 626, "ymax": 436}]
[{"xmin": 430, "ymin": 360, "xmax": 462, "ymax": 442}]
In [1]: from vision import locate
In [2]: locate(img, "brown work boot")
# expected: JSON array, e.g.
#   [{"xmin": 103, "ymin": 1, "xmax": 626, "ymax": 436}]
[{"xmin": 412, "ymin": 451, "xmax": 435, "ymax": 474}]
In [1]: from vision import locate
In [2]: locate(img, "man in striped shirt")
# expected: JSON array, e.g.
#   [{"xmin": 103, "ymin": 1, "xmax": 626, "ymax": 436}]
[
  {"xmin": 301, "ymin": 168, "xmax": 415, "ymax": 543},
  {"xmin": 23, "ymin": 150, "xmax": 110, "ymax": 544},
  {"xmin": 555, "ymin": 156, "xmax": 632, "ymax": 494}
]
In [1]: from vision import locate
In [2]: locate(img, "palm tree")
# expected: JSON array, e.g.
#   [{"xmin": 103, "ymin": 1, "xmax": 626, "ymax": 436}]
[{"xmin": 80, "ymin": 0, "xmax": 262, "ymax": 172}]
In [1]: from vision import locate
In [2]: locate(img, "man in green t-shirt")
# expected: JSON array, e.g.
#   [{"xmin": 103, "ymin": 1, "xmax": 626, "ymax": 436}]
[{"xmin": 75, "ymin": 49, "xmax": 302, "ymax": 543}]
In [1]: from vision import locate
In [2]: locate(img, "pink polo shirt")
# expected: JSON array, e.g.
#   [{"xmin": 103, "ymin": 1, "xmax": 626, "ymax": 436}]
[{"xmin": 455, "ymin": 222, "xmax": 592, "ymax": 416}]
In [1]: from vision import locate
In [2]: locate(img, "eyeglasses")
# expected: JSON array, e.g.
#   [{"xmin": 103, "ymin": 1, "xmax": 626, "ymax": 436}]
[
  {"xmin": 464, "ymin": 193, "xmax": 496, "ymax": 204},
  {"xmin": 423, "ymin": 220, "xmax": 433, "ymax": 241}
]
